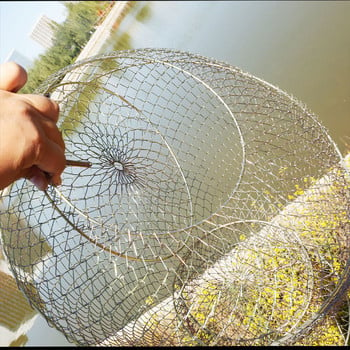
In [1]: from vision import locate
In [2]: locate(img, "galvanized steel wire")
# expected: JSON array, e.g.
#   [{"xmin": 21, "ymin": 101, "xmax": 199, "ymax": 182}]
[{"xmin": 0, "ymin": 49, "xmax": 349, "ymax": 346}]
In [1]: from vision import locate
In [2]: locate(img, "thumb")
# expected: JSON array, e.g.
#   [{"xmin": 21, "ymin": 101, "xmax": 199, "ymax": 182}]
[{"xmin": 0, "ymin": 62, "xmax": 28, "ymax": 92}]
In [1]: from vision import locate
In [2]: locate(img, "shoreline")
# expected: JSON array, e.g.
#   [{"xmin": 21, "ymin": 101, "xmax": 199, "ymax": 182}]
[{"xmin": 75, "ymin": 1, "xmax": 131, "ymax": 62}]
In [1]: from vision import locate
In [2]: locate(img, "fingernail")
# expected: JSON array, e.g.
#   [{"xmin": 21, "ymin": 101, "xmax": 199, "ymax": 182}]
[
  {"xmin": 30, "ymin": 175, "xmax": 48, "ymax": 191},
  {"xmin": 52, "ymin": 176, "xmax": 62, "ymax": 187}
]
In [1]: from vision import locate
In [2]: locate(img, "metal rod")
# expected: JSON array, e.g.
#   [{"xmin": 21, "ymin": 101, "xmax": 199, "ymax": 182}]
[{"xmin": 66, "ymin": 159, "xmax": 92, "ymax": 168}]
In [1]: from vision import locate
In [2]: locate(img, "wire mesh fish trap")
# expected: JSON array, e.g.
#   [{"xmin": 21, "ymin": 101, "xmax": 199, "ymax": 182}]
[{"xmin": 0, "ymin": 48, "xmax": 349, "ymax": 346}]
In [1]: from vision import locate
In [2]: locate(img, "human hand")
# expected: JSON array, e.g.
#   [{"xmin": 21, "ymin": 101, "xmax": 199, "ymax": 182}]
[{"xmin": 0, "ymin": 62, "xmax": 65, "ymax": 191}]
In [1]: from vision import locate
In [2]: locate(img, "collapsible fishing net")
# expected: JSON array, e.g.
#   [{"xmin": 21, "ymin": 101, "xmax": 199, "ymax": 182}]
[{"xmin": 0, "ymin": 49, "xmax": 349, "ymax": 346}]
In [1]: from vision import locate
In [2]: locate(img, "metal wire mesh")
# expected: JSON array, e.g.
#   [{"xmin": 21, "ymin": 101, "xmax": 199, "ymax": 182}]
[{"xmin": 0, "ymin": 48, "xmax": 349, "ymax": 346}]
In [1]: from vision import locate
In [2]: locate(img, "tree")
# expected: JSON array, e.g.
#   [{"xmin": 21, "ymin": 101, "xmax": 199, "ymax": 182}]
[{"xmin": 21, "ymin": 1, "xmax": 111, "ymax": 94}]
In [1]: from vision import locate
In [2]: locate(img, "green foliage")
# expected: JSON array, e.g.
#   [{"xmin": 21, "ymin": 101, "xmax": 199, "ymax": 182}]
[
  {"xmin": 20, "ymin": 1, "xmax": 111, "ymax": 94},
  {"xmin": 111, "ymin": 32, "xmax": 132, "ymax": 51},
  {"xmin": 135, "ymin": 3, "xmax": 152, "ymax": 22},
  {"xmin": 145, "ymin": 165, "xmax": 350, "ymax": 346},
  {"xmin": 58, "ymin": 80, "xmax": 101, "ymax": 137}
]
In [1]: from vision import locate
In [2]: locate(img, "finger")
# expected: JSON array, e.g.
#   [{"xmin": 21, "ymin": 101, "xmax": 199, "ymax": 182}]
[
  {"xmin": 32, "ymin": 111, "xmax": 65, "ymax": 151},
  {"xmin": 0, "ymin": 62, "xmax": 27, "ymax": 92},
  {"xmin": 13, "ymin": 103, "xmax": 65, "ymax": 152},
  {"xmin": 25, "ymin": 165, "xmax": 50, "ymax": 191},
  {"xmin": 35, "ymin": 138, "xmax": 66, "ymax": 186},
  {"xmin": 21, "ymin": 94, "xmax": 60, "ymax": 123}
]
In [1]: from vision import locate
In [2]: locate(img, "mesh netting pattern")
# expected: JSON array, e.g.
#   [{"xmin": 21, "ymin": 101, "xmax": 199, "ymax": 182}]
[{"xmin": 0, "ymin": 49, "xmax": 349, "ymax": 346}]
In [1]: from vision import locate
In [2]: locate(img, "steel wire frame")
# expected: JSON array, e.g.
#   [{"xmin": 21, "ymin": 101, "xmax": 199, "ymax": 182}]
[{"xmin": 0, "ymin": 49, "xmax": 349, "ymax": 346}]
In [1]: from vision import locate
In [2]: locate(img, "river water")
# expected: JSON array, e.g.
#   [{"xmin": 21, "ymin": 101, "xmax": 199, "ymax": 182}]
[
  {"xmin": 106, "ymin": 1, "xmax": 350, "ymax": 153},
  {"xmin": 10, "ymin": 1, "xmax": 350, "ymax": 346}
]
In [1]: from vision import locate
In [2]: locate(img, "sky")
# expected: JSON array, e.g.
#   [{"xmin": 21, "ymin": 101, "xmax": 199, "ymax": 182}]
[{"xmin": 0, "ymin": 1, "xmax": 67, "ymax": 64}]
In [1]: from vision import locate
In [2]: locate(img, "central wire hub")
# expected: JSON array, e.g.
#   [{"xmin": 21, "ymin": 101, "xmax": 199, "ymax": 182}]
[{"xmin": 113, "ymin": 161, "xmax": 124, "ymax": 171}]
